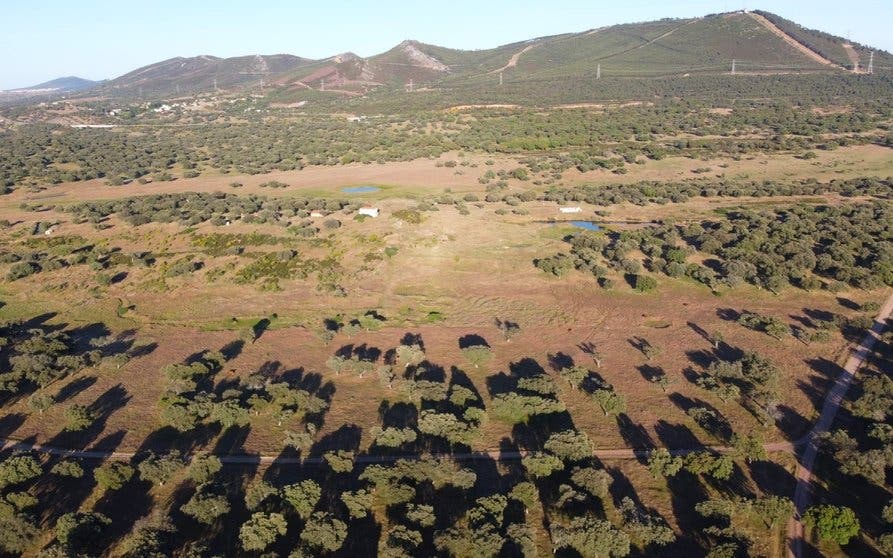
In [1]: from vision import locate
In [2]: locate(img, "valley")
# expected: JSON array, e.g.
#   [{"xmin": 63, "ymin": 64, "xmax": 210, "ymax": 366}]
[{"xmin": 0, "ymin": 6, "xmax": 892, "ymax": 558}]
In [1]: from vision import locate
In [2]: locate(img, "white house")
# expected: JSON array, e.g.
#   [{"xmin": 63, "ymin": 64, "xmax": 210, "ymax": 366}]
[
  {"xmin": 358, "ymin": 207, "xmax": 380, "ymax": 218},
  {"xmin": 310, "ymin": 210, "xmax": 324, "ymax": 218},
  {"xmin": 559, "ymin": 206, "xmax": 582, "ymax": 214}
]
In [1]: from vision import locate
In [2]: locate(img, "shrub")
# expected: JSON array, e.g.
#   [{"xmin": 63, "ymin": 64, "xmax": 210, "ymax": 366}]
[{"xmin": 635, "ymin": 274, "xmax": 658, "ymax": 292}]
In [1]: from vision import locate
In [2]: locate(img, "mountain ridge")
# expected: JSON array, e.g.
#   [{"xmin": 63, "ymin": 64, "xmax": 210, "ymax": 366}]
[{"xmin": 11, "ymin": 10, "xmax": 893, "ymax": 102}]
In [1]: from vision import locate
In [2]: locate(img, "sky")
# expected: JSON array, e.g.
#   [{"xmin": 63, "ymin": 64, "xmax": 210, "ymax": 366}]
[{"xmin": 1, "ymin": 0, "xmax": 891, "ymax": 89}]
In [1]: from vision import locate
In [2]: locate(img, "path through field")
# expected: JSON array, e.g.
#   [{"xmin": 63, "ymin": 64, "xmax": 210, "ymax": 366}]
[{"xmin": 787, "ymin": 290, "xmax": 893, "ymax": 557}]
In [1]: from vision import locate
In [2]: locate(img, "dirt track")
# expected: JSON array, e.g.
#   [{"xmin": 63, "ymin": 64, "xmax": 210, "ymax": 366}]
[
  {"xmin": 842, "ymin": 43, "xmax": 862, "ymax": 72},
  {"xmin": 787, "ymin": 290, "xmax": 893, "ymax": 557},
  {"xmin": 491, "ymin": 44, "xmax": 538, "ymax": 74},
  {"xmin": 748, "ymin": 12, "xmax": 846, "ymax": 71}
]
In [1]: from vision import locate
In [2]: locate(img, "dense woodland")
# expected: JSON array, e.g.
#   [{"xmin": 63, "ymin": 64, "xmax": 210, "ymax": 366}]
[{"xmin": 536, "ymin": 200, "xmax": 893, "ymax": 293}]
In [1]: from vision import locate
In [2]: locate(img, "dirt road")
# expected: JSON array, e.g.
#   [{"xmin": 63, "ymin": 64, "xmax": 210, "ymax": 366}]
[
  {"xmin": 748, "ymin": 12, "xmax": 846, "ymax": 71},
  {"xmin": 842, "ymin": 43, "xmax": 862, "ymax": 72},
  {"xmin": 0, "ymin": 435, "xmax": 800, "ymax": 465},
  {"xmin": 787, "ymin": 291, "xmax": 893, "ymax": 557},
  {"xmin": 491, "ymin": 44, "xmax": 538, "ymax": 74}
]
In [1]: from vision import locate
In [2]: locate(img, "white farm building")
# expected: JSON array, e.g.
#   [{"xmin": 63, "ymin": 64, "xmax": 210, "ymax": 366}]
[
  {"xmin": 359, "ymin": 207, "xmax": 380, "ymax": 218},
  {"xmin": 559, "ymin": 206, "xmax": 582, "ymax": 214}
]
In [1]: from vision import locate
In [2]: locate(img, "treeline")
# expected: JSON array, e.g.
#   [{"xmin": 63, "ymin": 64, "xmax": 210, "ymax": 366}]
[
  {"xmin": 542, "ymin": 176, "xmax": 893, "ymax": 206},
  {"xmin": 58, "ymin": 192, "xmax": 354, "ymax": 228}
]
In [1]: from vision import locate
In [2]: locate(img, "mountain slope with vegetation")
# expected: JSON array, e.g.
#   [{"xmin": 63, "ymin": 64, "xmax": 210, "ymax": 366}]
[{"xmin": 53, "ymin": 10, "xmax": 891, "ymax": 103}]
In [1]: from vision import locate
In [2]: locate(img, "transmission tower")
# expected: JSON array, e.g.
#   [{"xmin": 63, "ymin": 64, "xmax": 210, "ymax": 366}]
[
  {"xmin": 321, "ymin": 78, "xmax": 325, "ymax": 92},
  {"xmin": 407, "ymin": 78, "xmax": 413, "ymax": 92},
  {"xmin": 499, "ymin": 72, "xmax": 503, "ymax": 86},
  {"xmin": 596, "ymin": 64, "xmax": 601, "ymax": 80},
  {"xmin": 731, "ymin": 59, "xmax": 736, "ymax": 75},
  {"xmin": 868, "ymin": 51, "xmax": 874, "ymax": 75}
]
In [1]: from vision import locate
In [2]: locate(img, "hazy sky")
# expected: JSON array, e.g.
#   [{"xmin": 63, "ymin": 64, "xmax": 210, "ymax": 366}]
[{"xmin": 2, "ymin": 0, "xmax": 891, "ymax": 89}]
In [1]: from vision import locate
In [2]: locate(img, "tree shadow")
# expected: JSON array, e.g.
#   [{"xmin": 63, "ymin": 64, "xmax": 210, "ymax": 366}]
[
  {"xmin": 252, "ymin": 318, "xmax": 270, "ymax": 342},
  {"xmin": 213, "ymin": 424, "xmax": 253, "ymax": 457},
  {"xmin": 128, "ymin": 342, "xmax": 158, "ymax": 358},
  {"xmin": 65, "ymin": 322, "xmax": 112, "ymax": 352},
  {"xmin": 54, "ymin": 375, "xmax": 98, "ymax": 403},
  {"xmin": 636, "ymin": 364, "xmax": 665, "ymax": 383},
  {"xmin": 687, "ymin": 321, "xmax": 712, "ymax": 344},
  {"xmin": 616, "ymin": 413, "xmax": 655, "ymax": 455},
  {"xmin": 748, "ymin": 459, "xmax": 796, "ymax": 497},
  {"xmin": 336, "ymin": 343, "xmax": 381, "ymax": 362},
  {"xmin": 377, "ymin": 400, "xmax": 419, "ymax": 429},
  {"xmin": 447, "ymin": 367, "xmax": 484, "ymax": 405},
  {"xmin": 406, "ymin": 361, "xmax": 446, "ymax": 383},
  {"xmin": 47, "ymin": 384, "xmax": 131, "ymax": 450},
  {"xmin": 20, "ymin": 312, "xmax": 59, "ymax": 330},
  {"xmin": 654, "ymin": 419, "xmax": 704, "ymax": 449},
  {"xmin": 775, "ymin": 404, "xmax": 811, "ymax": 442},
  {"xmin": 91, "ymin": 429, "xmax": 127, "ymax": 452},
  {"xmin": 0, "ymin": 412, "xmax": 26, "ymax": 438},
  {"xmin": 669, "ymin": 393, "xmax": 733, "ymax": 443},
  {"xmin": 508, "ymin": 357, "xmax": 546, "ymax": 379},
  {"xmin": 309, "ymin": 423, "xmax": 363, "ymax": 455},
  {"xmin": 400, "ymin": 332, "xmax": 425, "ymax": 350},
  {"xmin": 715, "ymin": 307, "xmax": 741, "ymax": 322},
  {"xmin": 220, "ymin": 339, "xmax": 245, "ymax": 361},
  {"xmin": 547, "ymin": 352, "xmax": 574, "ymax": 372},
  {"xmin": 458, "ymin": 334, "xmax": 489, "ymax": 349}
]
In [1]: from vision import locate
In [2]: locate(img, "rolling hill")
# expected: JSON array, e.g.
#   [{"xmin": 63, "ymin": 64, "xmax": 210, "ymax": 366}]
[
  {"xmin": 5, "ymin": 76, "xmax": 100, "ymax": 93},
  {"xmin": 56, "ymin": 10, "xmax": 893, "ymax": 102},
  {"xmin": 95, "ymin": 54, "xmax": 315, "ymax": 98},
  {"xmin": 0, "ymin": 76, "xmax": 103, "ymax": 107}
]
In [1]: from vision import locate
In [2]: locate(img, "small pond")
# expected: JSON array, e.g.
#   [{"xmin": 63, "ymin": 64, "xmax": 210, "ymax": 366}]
[
  {"xmin": 341, "ymin": 185, "xmax": 380, "ymax": 194},
  {"xmin": 567, "ymin": 221, "xmax": 601, "ymax": 231}
]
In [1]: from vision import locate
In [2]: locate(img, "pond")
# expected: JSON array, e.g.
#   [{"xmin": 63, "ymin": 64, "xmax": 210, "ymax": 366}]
[
  {"xmin": 567, "ymin": 221, "xmax": 601, "ymax": 231},
  {"xmin": 341, "ymin": 185, "xmax": 380, "ymax": 194}
]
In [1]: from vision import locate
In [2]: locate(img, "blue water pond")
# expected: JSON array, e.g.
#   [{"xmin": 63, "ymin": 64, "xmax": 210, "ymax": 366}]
[
  {"xmin": 341, "ymin": 185, "xmax": 380, "ymax": 194},
  {"xmin": 568, "ymin": 221, "xmax": 601, "ymax": 231}
]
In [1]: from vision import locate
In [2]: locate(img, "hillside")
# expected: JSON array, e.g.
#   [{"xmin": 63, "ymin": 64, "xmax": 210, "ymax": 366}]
[
  {"xmin": 55, "ymin": 10, "xmax": 893, "ymax": 103},
  {"xmin": 0, "ymin": 76, "xmax": 102, "ymax": 107},
  {"xmin": 6, "ymin": 76, "xmax": 99, "ymax": 93},
  {"xmin": 754, "ymin": 10, "xmax": 893, "ymax": 72},
  {"xmin": 97, "ymin": 54, "xmax": 315, "ymax": 98}
]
